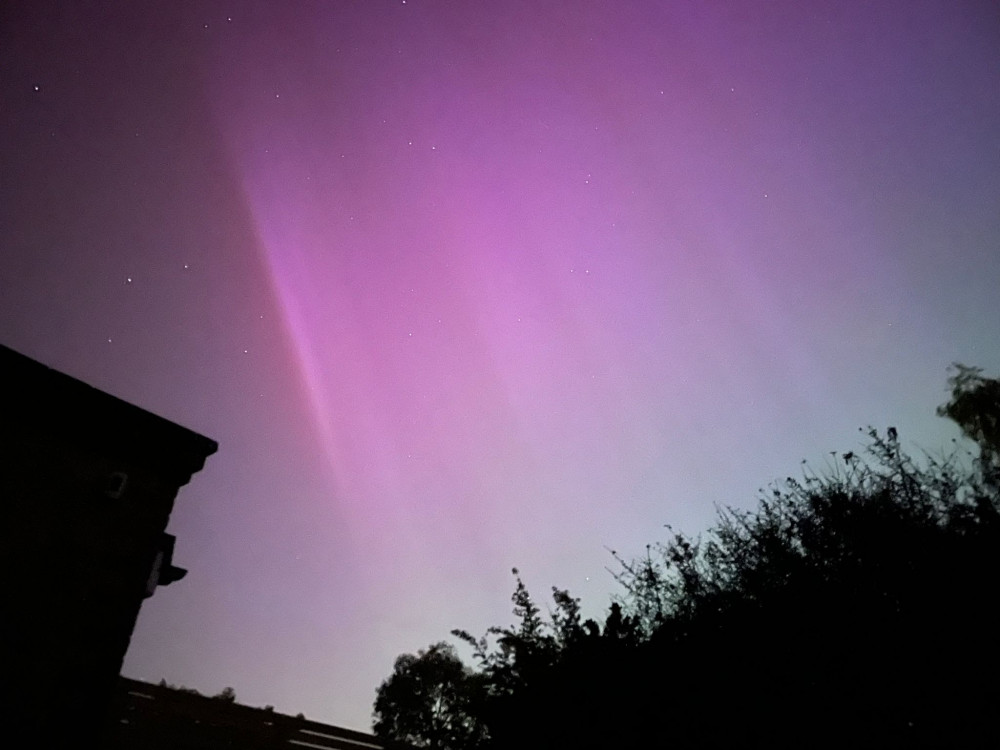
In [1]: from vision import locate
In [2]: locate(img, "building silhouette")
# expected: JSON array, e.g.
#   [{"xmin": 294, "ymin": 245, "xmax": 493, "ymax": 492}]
[
  {"xmin": 0, "ymin": 344, "xmax": 217, "ymax": 747},
  {"xmin": 113, "ymin": 677, "xmax": 407, "ymax": 750}
]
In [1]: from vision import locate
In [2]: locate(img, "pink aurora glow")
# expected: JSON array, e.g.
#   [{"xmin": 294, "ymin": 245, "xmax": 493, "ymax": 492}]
[{"xmin": 3, "ymin": 0, "xmax": 997, "ymax": 734}]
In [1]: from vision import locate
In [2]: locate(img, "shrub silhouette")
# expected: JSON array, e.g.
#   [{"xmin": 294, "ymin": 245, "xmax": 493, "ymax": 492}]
[{"xmin": 375, "ymin": 366, "xmax": 1000, "ymax": 748}]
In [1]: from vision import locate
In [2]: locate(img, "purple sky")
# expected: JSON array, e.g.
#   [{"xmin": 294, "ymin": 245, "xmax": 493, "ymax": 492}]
[{"xmin": 3, "ymin": 0, "xmax": 999, "ymax": 731}]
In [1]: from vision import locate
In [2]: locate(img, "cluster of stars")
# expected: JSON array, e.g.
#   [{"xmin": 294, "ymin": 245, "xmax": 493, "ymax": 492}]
[{"xmin": 202, "ymin": 17, "xmax": 233, "ymax": 29}]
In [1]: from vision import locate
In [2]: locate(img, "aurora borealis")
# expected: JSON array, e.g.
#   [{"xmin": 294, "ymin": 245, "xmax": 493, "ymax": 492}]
[{"xmin": 2, "ymin": 0, "xmax": 998, "ymax": 731}]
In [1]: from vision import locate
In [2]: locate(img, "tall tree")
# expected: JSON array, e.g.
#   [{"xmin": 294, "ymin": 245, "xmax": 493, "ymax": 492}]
[
  {"xmin": 938, "ymin": 362, "xmax": 1000, "ymax": 479},
  {"xmin": 373, "ymin": 643, "xmax": 487, "ymax": 750}
]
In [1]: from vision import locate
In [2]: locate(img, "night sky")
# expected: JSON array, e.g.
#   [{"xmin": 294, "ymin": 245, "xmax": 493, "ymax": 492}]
[{"xmin": 3, "ymin": 0, "xmax": 999, "ymax": 731}]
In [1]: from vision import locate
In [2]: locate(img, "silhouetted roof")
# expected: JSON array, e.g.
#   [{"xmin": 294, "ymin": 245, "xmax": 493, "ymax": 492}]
[
  {"xmin": 115, "ymin": 677, "xmax": 410, "ymax": 750},
  {"xmin": 1, "ymin": 343, "xmax": 217, "ymax": 485}
]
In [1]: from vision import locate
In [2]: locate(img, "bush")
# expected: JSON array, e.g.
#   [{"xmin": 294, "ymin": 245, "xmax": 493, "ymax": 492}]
[{"xmin": 374, "ymin": 365, "xmax": 1000, "ymax": 748}]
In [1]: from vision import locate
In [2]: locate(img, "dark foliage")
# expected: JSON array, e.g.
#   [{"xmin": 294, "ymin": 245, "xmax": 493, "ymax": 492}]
[
  {"xmin": 938, "ymin": 363, "xmax": 1000, "ymax": 483},
  {"xmin": 374, "ymin": 365, "xmax": 1000, "ymax": 748},
  {"xmin": 373, "ymin": 643, "xmax": 489, "ymax": 750},
  {"xmin": 157, "ymin": 679, "xmax": 202, "ymax": 696}
]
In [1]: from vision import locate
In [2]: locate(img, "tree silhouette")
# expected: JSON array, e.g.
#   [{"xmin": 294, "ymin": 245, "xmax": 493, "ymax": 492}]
[
  {"xmin": 374, "ymin": 365, "xmax": 1000, "ymax": 748},
  {"xmin": 373, "ymin": 643, "xmax": 488, "ymax": 750},
  {"xmin": 938, "ymin": 362, "xmax": 1000, "ymax": 481}
]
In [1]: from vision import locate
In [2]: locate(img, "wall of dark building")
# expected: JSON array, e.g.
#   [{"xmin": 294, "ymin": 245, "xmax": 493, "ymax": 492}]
[{"xmin": 0, "ymin": 344, "xmax": 217, "ymax": 747}]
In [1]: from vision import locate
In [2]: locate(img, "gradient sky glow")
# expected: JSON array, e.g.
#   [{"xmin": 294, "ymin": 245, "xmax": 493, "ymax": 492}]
[{"xmin": 3, "ymin": 0, "xmax": 999, "ymax": 731}]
